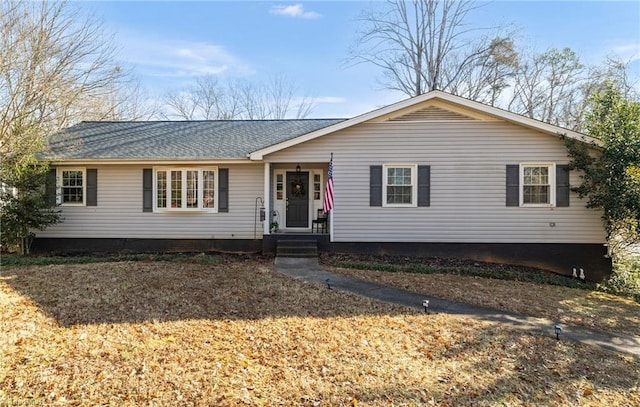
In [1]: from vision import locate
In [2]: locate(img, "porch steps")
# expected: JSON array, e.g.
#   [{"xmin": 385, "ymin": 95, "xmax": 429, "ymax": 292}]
[{"xmin": 276, "ymin": 239, "xmax": 318, "ymax": 258}]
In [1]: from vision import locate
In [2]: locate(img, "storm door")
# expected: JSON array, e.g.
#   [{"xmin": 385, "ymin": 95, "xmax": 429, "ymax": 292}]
[{"xmin": 286, "ymin": 171, "xmax": 309, "ymax": 228}]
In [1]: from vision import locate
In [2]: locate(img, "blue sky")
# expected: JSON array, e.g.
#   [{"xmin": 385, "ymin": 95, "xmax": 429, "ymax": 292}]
[{"xmin": 89, "ymin": 1, "xmax": 640, "ymax": 118}]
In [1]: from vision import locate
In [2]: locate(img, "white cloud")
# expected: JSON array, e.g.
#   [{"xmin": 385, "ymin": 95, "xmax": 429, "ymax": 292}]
[
  {"xmin": 311, "ymin": 96, "xmax": 346, "ymax": 104},
  {"xmin": 118, "ymin": 34, "xmax": 253, "ymax": 80},
  {"xmin": 270, "ymin": 4, "xmax": 321, "ymax": 19},
  {"xmin": 612, "ymin": 43, "xmax": 640, "ymax": 63}
]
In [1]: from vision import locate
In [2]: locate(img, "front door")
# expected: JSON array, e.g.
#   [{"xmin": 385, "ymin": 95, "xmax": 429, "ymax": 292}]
[{"xmin": 286, "ymin": 171, "xmax": 309, "ymax": 228}]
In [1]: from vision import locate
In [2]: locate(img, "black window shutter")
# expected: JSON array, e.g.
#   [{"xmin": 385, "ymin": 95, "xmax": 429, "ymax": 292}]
[
  {"xmin": 46, "ymin": 168, "xmax": 57, "ymax": 206},
  {"xmin": 86, "ymin": 169, "xmax": 97, "ymax": 206},
  {"xmin": 370, "ymin": 165, "xmax": 382, "ymax": 207},
  {"xmin": 218, "ymin": 168, "xmax": 229, "ymax": 212},
  {"xmin": 417, "ymin": 165, "xmax": 431, "ymax": 207},
  {"xmin": 556, "ymin": 164, "xmax": 570, "ymax": 207},
  {"xmin": 506, "ymin": 165, "xmax": 519, "ymax": 207},
  {"xmin": 143, "ymin": 168, "xmax": 153, "ymax": 212}
]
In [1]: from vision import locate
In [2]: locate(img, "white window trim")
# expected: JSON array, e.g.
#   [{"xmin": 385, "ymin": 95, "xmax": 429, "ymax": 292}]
[
  {"xmin": 519, "ymin": 163, "xmax": 556, "ymax": 207},
  {"xmin": 153, "ymin": 167, "xmax": 218, "ymax": 212},
  {"xmin": 57, "ymin": 167, "xmax": 86, "ymax": 206},
  {"xmin": 383, "ymin": 164, "xmax": 417, "ymax": 207}
]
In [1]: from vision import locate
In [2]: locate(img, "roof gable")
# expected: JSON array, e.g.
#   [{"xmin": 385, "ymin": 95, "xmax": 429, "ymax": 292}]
[
  {"xmin": 249, "ymin": 90, "xmax": 600, "ymax": 160},
  {"xmin": 388, "ymin": 105, "xmax": 477, "ymax": 122},
  {"xmin": 373, "ymin": 98, "xmax": 496, "ymax": 122}
]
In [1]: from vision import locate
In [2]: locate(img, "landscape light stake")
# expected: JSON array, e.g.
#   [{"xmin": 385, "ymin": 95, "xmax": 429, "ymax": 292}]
[
  {"xmin": 326, "ymin": 278, "xmax": 332, "ymax": 290},
  {"xmin": 422, "ymin": 299, "xmax": 429, "ymax": 313},
  {"xmin": 554, "ymin": 325, "xmax": 563, "ymax": 340}
]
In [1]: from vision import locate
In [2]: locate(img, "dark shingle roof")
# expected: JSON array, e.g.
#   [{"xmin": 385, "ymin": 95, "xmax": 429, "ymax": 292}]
[{"xmin": 43, "ymin": 119, "xmax": 345, "ymax": 160}]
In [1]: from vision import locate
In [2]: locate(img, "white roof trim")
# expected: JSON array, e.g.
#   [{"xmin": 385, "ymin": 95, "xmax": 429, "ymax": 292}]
[
  {"xmin": 249, "ymin": 90, "xmax": 601, "ymax": 160},
  {"xmin": 49, "ymin": 158, "xmax": 253, "ymax": 166}
]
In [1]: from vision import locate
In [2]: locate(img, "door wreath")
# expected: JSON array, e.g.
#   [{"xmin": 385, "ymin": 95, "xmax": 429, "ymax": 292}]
[{"xmin": 291, "ymin": 180, "xmax": 305, "ymax": 198}]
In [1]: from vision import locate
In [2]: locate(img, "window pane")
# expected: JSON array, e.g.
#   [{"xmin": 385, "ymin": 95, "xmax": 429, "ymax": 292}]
[
  {"xmin": 186, "ymin": 170, "xmax": 198, "ymax": 208},
  {"xmin": 62, "ymin": 187, "xmax": 83, "ymax": 203},
  {"xmin": 61, "ymin": 170, "xmax": 83, "ymax": 203},
  {"xmin": 313, "ymin": 173, "xmax": 321, "ymax": 200},
  {"xmin": 171, "ymin": 170, "xmax": 182, "ymax": 208},
  {"xmin": 387, "ymin": 168, "xmax": 395, "ymax": 184},
  {"xmin": 203, "ymin": 170, "xmax": 215, "ymax": 208},
  {"xmin": 523, "ymin": 185, "xmax": 549, "ymax": 204},
  {"xmin": 539, "ymin": 167, "xmax": 549, "ymax": 184},
  {"xmin": 388, "ymin": 167, "xmax": 412, "ymax": 186},
  {"xmin": 276, "ymin": 173, "xmax": 283, "ymax": 200},
  {"xmin": 387, "ymin": 186, "xmax": 412, "ymax": 204},
  {"xmin": 157, "ymin": 171, "xmax": 167, "ymax": 208}
]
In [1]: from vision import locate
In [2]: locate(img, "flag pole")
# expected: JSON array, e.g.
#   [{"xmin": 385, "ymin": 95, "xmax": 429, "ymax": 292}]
[
  {"xmin": 322, "ymin": 152, "xmax": 334, "ymax": 215},
  {"xmin": 328, "ymin": 152, "xmax": 333, "ymax": 240}
]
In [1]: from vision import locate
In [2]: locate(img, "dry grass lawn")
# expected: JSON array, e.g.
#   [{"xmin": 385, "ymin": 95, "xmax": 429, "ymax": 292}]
[
  {"xmin": 1, "ymin": 258, "xmax": 639, "ymax": 406},
  {"xmin": 328, "ymin": 266, "xmax": 640, "ymax": 338}
]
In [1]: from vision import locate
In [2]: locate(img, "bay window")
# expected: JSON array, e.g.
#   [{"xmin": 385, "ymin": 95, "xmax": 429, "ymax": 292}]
[{"xmin": 155, "ymin": 168, "xmax": 217, "ymax": 211}]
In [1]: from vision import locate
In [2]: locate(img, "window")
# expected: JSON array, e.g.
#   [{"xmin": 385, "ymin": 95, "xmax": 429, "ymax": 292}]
[
  {"xmin": 520, "ymin": 163, "xmax": 555, "ymax": 206},
  {"xmin": 155, "ymin": 168, "xmax": 217, "ymax": 211},
  {"xmin": 157, "ymin": 171, "xmax": 167, "ymax": 208},
  {"xmin": 203, "ymin": 170, "xmax": 215, "ymax": 208},
  {"xmin": 59, "ymin": 169, "xmax": 85, "ymax": 205},
  {"xmin": 313, "ymin": 173, "xmax": 321, "ymax": 200},
  {"xmin": 276, "ymin": 173, "xmax": 283, "ymax": 200},
  {"xmin": 383, "ymin": 165, "xmax": 416, "ymax": 206}
]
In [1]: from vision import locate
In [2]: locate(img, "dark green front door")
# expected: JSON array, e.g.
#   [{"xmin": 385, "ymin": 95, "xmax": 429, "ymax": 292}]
[{"xmin": 286, "ymin": 171, "xmax": 309, "ymax": 228}]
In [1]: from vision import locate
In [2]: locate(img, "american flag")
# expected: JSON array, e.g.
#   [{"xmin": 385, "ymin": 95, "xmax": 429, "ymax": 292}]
[{"xmin": 322, "ymin": 154, "xmax": 334, "ymax": 214}]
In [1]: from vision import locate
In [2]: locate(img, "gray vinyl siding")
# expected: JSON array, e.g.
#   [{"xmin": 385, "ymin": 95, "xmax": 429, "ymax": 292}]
[
  {"xmin": 37, "ymin": 164, "xmax": 264, "ymax": 239},
  {"xmin": 265, "ymin": 120, "xmax": 606, "ymax": 244}
]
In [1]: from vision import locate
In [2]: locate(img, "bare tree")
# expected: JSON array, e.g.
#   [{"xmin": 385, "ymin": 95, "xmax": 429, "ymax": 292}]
[
  {"xmin": 349, "ymin": 0, "xmax": 636, "ymax": 132},
  {"xmin": 350, "ymin": 0, "xmax": 513, "ymax": 97},
  {"xmin": 164, "ymin": 76, "xmax": 241, "ymax": 120},
  {"xmin": 567, "ymin": 57, "xmax": 639, "ymax": 132},
  {"xmin": 507, "ymin": 48, "xmax": 585, "ymax": 128},
  {"xmin": 83, "ymin": 73, "xmax": 160, "ymax": 121},
  {"xmin": 235, "ymin": 79, "xmax": 271, "ymax": 120},
  {"xmin": 450, "ymin": 36, "xmax": 519, "ymax": 106},
  {"xmin": 162, "ymin": 74, "xmax": 315, "ymax": 120},
  {"xmin": 261, "ymin": 75, "xmax": 314, "ymax": 119},
  {"xmin": 0, "ymin": 0, "xmax": 146, "ymax": 168},
  {"xmin": 582, "ymin": 57, "xmax": 638, "ymax": 103},
  {"xmin": 0, "ymin": 0, "xmax": 152, "ymax": 252}
]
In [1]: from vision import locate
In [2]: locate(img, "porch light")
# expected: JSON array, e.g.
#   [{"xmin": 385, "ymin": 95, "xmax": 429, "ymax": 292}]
[{"xmin": 296, "ymin": 164, "xmax": 301, "ymax": 173}]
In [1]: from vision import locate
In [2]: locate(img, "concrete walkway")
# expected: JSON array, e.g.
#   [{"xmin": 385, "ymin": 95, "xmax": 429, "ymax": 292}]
[{"xmin": 275, "ymin": 257, "xmax": 640, "ymax": 358}]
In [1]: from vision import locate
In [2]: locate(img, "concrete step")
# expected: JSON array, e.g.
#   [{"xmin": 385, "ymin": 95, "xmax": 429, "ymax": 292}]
[{"xmin": 276, "ymin": 240, "xmax": 318, "ymax": 258}]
